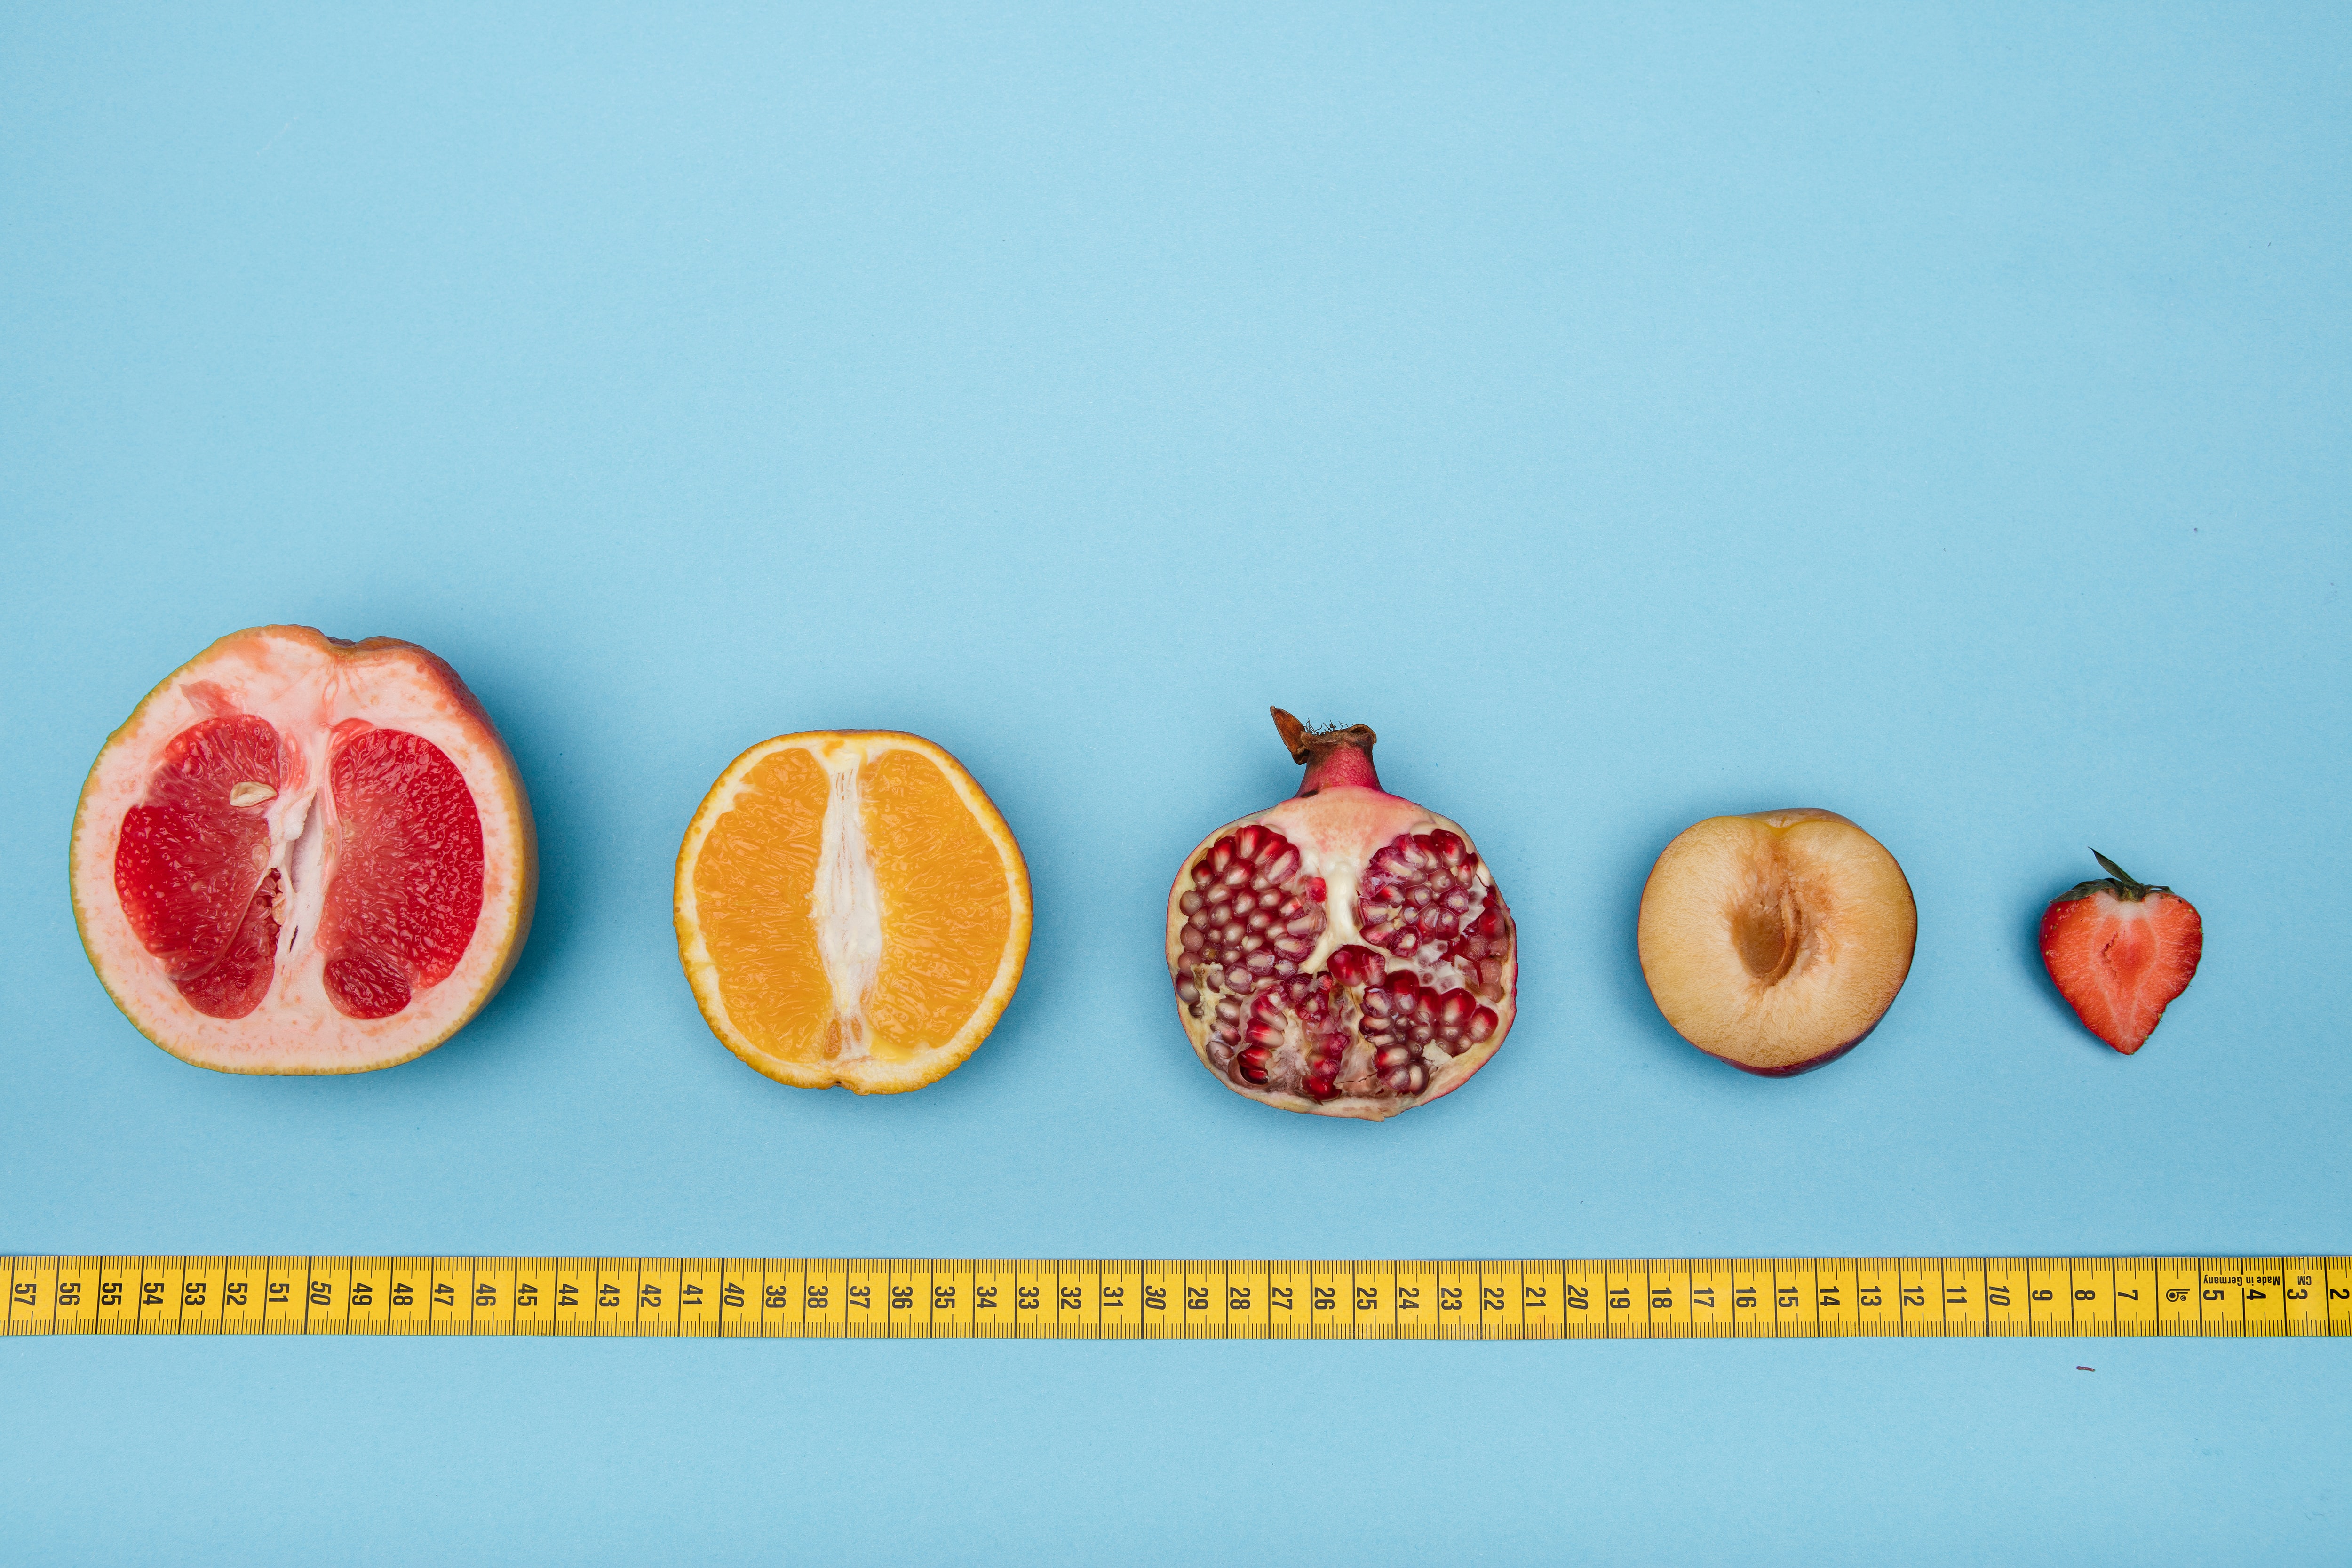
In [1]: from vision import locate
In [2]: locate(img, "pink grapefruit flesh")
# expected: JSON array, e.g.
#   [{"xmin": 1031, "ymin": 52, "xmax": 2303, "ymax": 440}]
[{"xmin": 72, "ymin": 626, "xmax": 536, "ymax": 1074}]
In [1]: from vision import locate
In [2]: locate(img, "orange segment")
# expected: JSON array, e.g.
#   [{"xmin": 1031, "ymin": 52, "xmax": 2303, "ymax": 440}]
[
  {"xmin": 862, "ymin": 747, "xmax": 1015, "ymax": 1062},
  {"xmin": 690, "ymin": 745, "xmax": 832, "ymax": 1062},
  {"xmin": 674, "ymin": 732, "xmax": 1030, "ymax": 1092}
]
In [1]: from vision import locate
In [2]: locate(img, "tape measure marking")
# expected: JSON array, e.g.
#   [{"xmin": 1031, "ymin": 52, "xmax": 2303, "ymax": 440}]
[{"xmin": 6, "ymin": 1257, "xmax": 2346, "ymax": 1338}]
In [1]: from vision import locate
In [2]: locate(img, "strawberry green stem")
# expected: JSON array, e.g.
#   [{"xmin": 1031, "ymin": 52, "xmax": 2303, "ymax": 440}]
[
  {"xmin": 2090, "ymin": 850, "xmax": 2142, "ymax": 891},
  {"xmin": 2083, "ymin": 850, "xmax": 2171, "ymax": 903}
]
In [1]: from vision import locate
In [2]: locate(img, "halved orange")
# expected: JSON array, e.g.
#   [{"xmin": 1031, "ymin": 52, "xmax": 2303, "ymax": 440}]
[{"xmin": 674, "ymin": 731, "xmax": 1030, "ymax": 1092}]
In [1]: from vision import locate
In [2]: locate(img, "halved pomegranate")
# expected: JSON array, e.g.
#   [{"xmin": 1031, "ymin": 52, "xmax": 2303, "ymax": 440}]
[
  {"xmin": 70, "ymin": 626, "xmax": 536, "ymax": 1074},
  {"xmin": 1165, "ymin": 709, "xmax": 1518, "ymax": 1120}
]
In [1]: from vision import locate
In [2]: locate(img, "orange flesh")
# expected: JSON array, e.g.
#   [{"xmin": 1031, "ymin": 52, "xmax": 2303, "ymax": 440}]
[
  {"xmin": 694, "ymin": 747, "xmax": 833, "ymax": 1061},
  {"xmin": 861, "ymin": 748, "xmax": 1010, "ymax": 1060},
  {"xmin": 687, "ymin": 743, "xmax": 1015, "ymax": 1071}
]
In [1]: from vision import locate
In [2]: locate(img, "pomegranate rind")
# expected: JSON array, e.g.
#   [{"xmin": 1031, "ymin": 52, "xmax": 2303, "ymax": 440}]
[
  {"xmin": 1165, "ymin": 785, "xmax": 1519, "ymax": 1122},
  {"xmin": 673, "ymin": 730, "xmax": 1033, "ymax": 1094},
  {"xmin": 70, "ymin": 626, "xmax": 538, "ymax": 1074}
]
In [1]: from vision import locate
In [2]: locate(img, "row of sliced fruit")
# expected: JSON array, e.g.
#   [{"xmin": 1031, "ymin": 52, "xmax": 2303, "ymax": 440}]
[{"xmin": 71, "ymin": 627, "xmax": 2202, "ymax": 1116}]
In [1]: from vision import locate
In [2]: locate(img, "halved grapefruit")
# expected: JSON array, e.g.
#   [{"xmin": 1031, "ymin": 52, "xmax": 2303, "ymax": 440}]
[
  {"xmin": 70, "ymin": 626, "xmax": 537, "ymax": 1074},
  {"xmin": 675, "ymin": 731, "xmax": 1030, "ymax": 1092}
]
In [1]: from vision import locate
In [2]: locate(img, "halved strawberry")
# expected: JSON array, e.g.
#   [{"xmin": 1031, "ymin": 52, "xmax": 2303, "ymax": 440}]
[{"xmin": 2039, "ymin": 851, "xmax": 2203, "ymax": 1054}]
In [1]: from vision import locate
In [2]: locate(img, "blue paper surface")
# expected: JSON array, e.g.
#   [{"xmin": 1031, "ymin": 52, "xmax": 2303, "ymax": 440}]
[{"xmin": 3, "ymin": 4, "xmax": 2347, "ymax": 1560}]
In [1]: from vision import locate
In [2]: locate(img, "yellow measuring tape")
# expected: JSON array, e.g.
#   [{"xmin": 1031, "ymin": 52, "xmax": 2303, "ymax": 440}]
[{"xmin": 7, "ymin": 1256, "xmax": 2348, "ymax": 1338}]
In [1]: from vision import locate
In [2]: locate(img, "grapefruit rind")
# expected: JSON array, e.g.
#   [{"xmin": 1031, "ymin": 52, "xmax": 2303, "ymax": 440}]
[
  {"xmin": 674, "ymin": 730, "xmax": 1032, "ymax": 1094},
  {"xmin": 70, "ymin": 626, "xmax": 538, "ymax": 1075}
]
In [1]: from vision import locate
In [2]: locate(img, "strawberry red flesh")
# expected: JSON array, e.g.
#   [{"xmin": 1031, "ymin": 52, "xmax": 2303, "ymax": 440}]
[{"xmin": 2038, "ymin": 852, "xmax": 2202, "ymax": 1054}]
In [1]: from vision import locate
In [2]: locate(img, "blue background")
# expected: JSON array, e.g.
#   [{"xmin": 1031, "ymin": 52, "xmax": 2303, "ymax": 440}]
[{"xmin": 4, "ymin": 3, "xmax": 2347, "ymax": 1560}]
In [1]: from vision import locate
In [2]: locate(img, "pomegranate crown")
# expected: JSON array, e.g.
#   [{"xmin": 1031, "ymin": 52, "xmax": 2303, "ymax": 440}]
[{"xmin": 1270, "ymin": 707, "xmax": 1382, "ymax": 795}]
